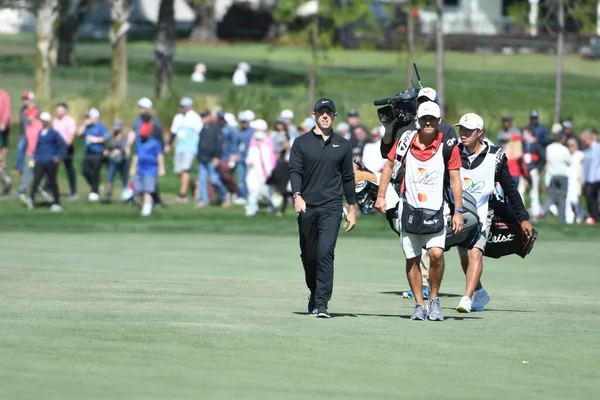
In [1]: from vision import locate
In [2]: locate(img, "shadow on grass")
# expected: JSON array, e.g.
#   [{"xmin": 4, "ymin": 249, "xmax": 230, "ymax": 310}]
[
  {"xmin": 292, "ymin": 311, "xmax": 482, "ymax": 320},
  {"xmin": 380, "ymin": 291, "xmax": 462, "ymax": 298}
]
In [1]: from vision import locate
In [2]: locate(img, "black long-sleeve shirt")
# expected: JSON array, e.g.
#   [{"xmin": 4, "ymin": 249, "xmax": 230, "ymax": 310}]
[
  {"xmin": 288, "ymin": 130, "xmax": 356, "ymax": 206},
  {"xmin": 459, "ymin": 142, "xmax": 529, "ymax": 222}
]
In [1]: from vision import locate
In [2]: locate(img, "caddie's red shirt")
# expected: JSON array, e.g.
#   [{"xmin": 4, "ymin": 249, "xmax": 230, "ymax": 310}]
[{"xmin": 387, "ymin": 131, "xmax": 461, "ymax": 191}]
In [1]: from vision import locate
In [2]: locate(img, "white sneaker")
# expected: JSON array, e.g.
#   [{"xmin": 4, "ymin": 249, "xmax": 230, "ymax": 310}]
[
  {"xmin": 456, "ymin": 296, "xmax": 472, "ymax": 313},
  {"xmin": 88, "ymin": 192, "xmax": 100, "ymax": 202},
  {"xmin": 471, "ymin": 288, "xmax": 490, "ymax": 311},
  {"xmin": 50, "ymin": 204, "xmax": 63, "ymax": 212},
  {"xmin": 141, "ymin": 203, "xmax": 152, "ymax": 216}
]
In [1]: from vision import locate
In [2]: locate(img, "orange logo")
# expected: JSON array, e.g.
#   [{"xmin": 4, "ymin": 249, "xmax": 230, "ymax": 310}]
[{"xmin": 417, "ymin": 193, "xmax": 428, "ymax": 202}]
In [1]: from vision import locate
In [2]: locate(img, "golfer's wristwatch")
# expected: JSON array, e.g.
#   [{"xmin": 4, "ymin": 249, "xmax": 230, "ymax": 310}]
[{"xmin": 293, "ymin": 192, "xmax": 301, "ymax": 199}]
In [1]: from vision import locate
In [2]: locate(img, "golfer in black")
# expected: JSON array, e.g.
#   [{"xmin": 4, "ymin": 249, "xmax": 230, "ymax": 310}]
[{"xmin": 288, "ymin": 98, "xmax": 357, "ymax": 318}]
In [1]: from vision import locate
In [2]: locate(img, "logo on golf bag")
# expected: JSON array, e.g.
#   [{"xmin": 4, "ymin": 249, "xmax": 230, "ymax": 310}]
[{"xmin": 487, "ymin": 231, "xmax": 515, "ymax": 243}]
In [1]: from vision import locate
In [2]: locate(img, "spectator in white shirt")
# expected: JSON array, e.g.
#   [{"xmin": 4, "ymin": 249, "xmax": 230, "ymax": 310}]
[
  {"xmin": 361, "ymin": 125, "xmax": 386, "ymax": 173},
  {"xmin": 544, "ymin": 133, "xmax": 571, "ymax": 223},
  {"xmin": 565, "ymin": 137, "xmax": 585, "ymax": 224},
  {"xmin": 166, "ymin": 97, "xmax": 203, "ymax": 202}
]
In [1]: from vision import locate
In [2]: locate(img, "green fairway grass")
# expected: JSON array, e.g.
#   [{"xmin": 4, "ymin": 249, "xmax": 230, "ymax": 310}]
[{"xmin": 1, "ymin": 229, "xmax": 599, "ymax": 399}]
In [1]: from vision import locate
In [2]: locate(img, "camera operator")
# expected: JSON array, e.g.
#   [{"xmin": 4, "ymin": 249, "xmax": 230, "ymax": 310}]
[{"xmin": 379, "ymin": 87, "xmax": 457, "ymax": 159}]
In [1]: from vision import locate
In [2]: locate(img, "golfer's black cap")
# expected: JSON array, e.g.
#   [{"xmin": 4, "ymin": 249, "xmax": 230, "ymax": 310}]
[{"xmin": 314, "ymin": 98, "xmax": 336, "ymax": 113}]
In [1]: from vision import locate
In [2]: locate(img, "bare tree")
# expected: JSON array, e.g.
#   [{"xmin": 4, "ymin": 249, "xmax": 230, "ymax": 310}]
[
  {"xmin": 435, "ymin": 0, "xmax": 444, "ymax": 111},
  {"xmin": 155, "ymin": 0, "xmax": 175, "ymax": 99},
  {"xmin": 108, "ymin": 0, "xmax": 132, "ymax": 104},
  {"xmin": 34, "ymin": 0, "xmax": 58, "ymax": 104},
  {"xmin": 57, "ymin": 0, "xmax": 97, "ymax": 67},
  {"xmin": 554, "ymin": 0, "xmax": 565, "ymax": 124}
]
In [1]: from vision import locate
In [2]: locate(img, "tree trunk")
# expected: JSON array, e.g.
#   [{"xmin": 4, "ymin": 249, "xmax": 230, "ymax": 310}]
[
  {"xmin": 553, "ymin": 0, "xmax": 564, "ymax": 124},
  {"xmin": 57, "ymin": 0, "xmax": 96, "ymax": 67},
  {"xmin": 435, "ymin": 0, "xmax": 445, "ymax": 112},
  {"xmin": 35, "ymin": 0, "xmax": 58, "ymax": 105},
  {"xmin": 189, "ymin": 0, "xmax": 218, "ymax": 42},
  {"xmin": 308, "ymin": 0, "xmax": 319, "ymax": 116},
  {"xmin": 108, "ymin": 0, "xmax": 132, "ymax": 104},
  {"xmin": 155, "ymin": 0, "xmax": 175, "ymax": 99},
  {"xmin": 406, "ymin": 2, "xmax": 416, "ymax": 88}
]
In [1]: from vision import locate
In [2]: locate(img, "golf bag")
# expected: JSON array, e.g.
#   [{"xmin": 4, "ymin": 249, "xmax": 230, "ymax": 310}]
[{"xmin": 484, "ymin": 193, "xmax": 538, "ymax": 259}]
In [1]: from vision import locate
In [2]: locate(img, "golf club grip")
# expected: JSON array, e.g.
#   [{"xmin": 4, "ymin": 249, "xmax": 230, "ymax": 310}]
[{"xmin": 373, "ymin": 98, "xmax": 390, "ymax": 106}]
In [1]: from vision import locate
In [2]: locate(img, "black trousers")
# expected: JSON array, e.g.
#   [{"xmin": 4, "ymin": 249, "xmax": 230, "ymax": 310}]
[
  {"xmin": 44, "ymin": 145, "xmax": 77, "ymax": 196},
  {"xmin": 82, "ymin": 153, "xmax": 103, "ymax": 193},
  {"xmin": 297, "ymin": 201, "xmax": 343, "ymax": 307},
  {"xmin": 584, "ymin": 182, "xmax": 600, "ymax": 222},
  {"xmin": 31, "ymin": 162, "xmax": 60, "ymax": 205}
]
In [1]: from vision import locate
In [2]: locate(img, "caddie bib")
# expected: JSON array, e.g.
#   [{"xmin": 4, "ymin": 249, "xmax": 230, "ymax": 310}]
[
  {"xmin": 401, "ymin": 139, "xmax": 446, "ymax": 234},
  {"xmin": 460, "ymin": 147, "xmax": 496, "ymax": 228}
]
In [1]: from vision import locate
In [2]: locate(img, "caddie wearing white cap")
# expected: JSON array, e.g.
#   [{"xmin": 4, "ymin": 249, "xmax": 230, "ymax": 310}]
[
  {"xmin": 375, "ymin": 101, "xmax": 464, "ymax": 321},
  {"xmin": 453, "ymin": 112, "xmax": 533, "ymax": 313}
]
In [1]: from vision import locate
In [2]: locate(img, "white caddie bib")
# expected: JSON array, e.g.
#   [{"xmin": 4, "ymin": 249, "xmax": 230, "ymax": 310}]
[
  {"xmin": 404, "ymin": 144, "xmax": 446, "ymax": 211},
  {"xmin": 460, "ymin": 148, "xmax": 496, "ymax": 228}
]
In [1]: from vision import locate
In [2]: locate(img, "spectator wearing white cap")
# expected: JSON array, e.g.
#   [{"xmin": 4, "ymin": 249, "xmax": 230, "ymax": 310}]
[
  {"xmin": 167, "ymin": 97, "xmax": 202, "ymax": 202},
  {"xmin": 77, "ymin": 108, "xmax": 109, "ymax": 201},
  {"xmin": 22, "ymin": 111, "xmax": 67, "ymax": 211},
  {"xmin": 128, "ymin": 97, "xmax": 165, "ymax": 206},
  {"xmin": 236, "ymin": 110, "xmax": 255, "ymax": 202},
  {"xmin": 232, "ymin": 62, "xmax": 251, "ymax": 86},
  {"xmin": 361, "ymin": 126, "xmax": 386, "ymax": 173},
  {"xmin": 280, "ymin": 109, "xmax": 299, "ymax": 140},
  {"xmin": 245, "ymin": 119, "xmax": 276, "ymax": 216}
]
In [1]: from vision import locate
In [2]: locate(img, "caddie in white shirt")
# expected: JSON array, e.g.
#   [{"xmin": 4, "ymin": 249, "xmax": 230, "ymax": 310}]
[
  {"xmin": 375, "ymin": 101, "xmax": 464, "ymax": 321},
  {"xmin": 453, "ymin": 113, "xmax": 534, "ymax": 313}
]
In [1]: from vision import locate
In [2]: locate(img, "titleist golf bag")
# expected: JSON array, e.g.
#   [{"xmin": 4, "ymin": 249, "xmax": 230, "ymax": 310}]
[{"xmin": 484, "ymin": 191, "xmax": 538, "ymax": 259}]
